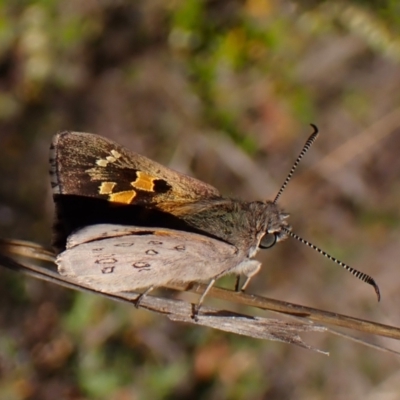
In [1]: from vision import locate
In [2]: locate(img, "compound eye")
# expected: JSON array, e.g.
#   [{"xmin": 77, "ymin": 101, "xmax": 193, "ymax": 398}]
[{"xmin": 260, "ymin": 232, "xmax": 277, "ymax": 249}]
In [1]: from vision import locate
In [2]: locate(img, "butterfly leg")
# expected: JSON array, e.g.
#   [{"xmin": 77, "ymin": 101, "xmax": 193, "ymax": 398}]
[
  {"xmin": 236, "ymin": 260, "xmax": 261, "ymax": 292},
  {"xmin": 191, "ymin": 278, "xmax": 216, "ymax": 321},
  {"xmin": 134, "ymin": 286, "xmax": 154, "ymax": 308},
  {"xmin": 234, "ymin": 276, "xmax": 241, "ymax": 292}
]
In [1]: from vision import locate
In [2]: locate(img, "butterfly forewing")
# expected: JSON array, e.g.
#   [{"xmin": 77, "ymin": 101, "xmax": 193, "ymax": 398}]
[{"xmin": 50, "ymin": 132, "xmax": 221, "ymax": 207}]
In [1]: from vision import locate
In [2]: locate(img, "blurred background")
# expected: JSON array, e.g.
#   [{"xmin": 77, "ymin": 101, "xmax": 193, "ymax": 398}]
[{"xmin": 1, "ymin": 1, "xmax": 400, "ymax": 399}]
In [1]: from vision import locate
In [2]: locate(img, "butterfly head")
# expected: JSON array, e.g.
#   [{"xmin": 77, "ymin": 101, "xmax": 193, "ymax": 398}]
[
  {"xmin": 244, "ymin": 200, "xmax": 291, "ymax": 258},
  {"xmin": 259, "ymin": 200, "xmax": 291, "ymax": 249}
]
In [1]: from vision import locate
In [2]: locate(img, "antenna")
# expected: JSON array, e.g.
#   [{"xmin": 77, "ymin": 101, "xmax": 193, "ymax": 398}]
[
  {"xmin": 273, "ymin": 125, "xmax": 380, "ymax": 301},
  {"xmin": 273, "ymin": 124, "xmax": 319, "ymax": 204},
  {"xmin": 283, "ymin": 227, "xmax": 381, "ymax": 301}
]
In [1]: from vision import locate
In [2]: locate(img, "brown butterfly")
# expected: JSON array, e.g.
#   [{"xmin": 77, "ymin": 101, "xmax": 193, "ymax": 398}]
[{"xmin": 50, "ymin": 126, "xmax": 380, "ymax": 316}]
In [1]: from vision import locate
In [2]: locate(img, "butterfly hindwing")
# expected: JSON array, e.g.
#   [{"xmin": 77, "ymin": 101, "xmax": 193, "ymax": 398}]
[{"xmin": 57, "ymin": 224, "xmax": 241, "ymax": 293}]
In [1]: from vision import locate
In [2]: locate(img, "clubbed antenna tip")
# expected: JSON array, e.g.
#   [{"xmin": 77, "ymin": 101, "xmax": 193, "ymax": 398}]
[{"xmin": 283, "ymin": 228, "xmax": 381, "ymax": 302}]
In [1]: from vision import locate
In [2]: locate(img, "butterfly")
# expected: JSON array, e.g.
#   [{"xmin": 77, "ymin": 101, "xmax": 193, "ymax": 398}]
[{"xmin": 50, "ymin": 126, "xmax": 380, "ymax": 316}]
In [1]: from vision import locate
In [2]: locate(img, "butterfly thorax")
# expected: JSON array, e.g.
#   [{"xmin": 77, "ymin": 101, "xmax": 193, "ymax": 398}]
[{"xmin": 168, "ymin": 199, "xmax": 290, "ymax": 256}]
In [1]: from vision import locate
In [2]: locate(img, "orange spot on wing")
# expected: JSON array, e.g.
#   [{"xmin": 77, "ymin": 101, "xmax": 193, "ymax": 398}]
[
  {"xmin": 109, "ymin": 190, "xmax": 136, "ymax": 204},
  {"xmin": 99, "ymin": 181, "xmax": 116, "ymax": 194},
  {"xmin": 131, "ymin": 171, "xmax": 156, "ymax": 192}
]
